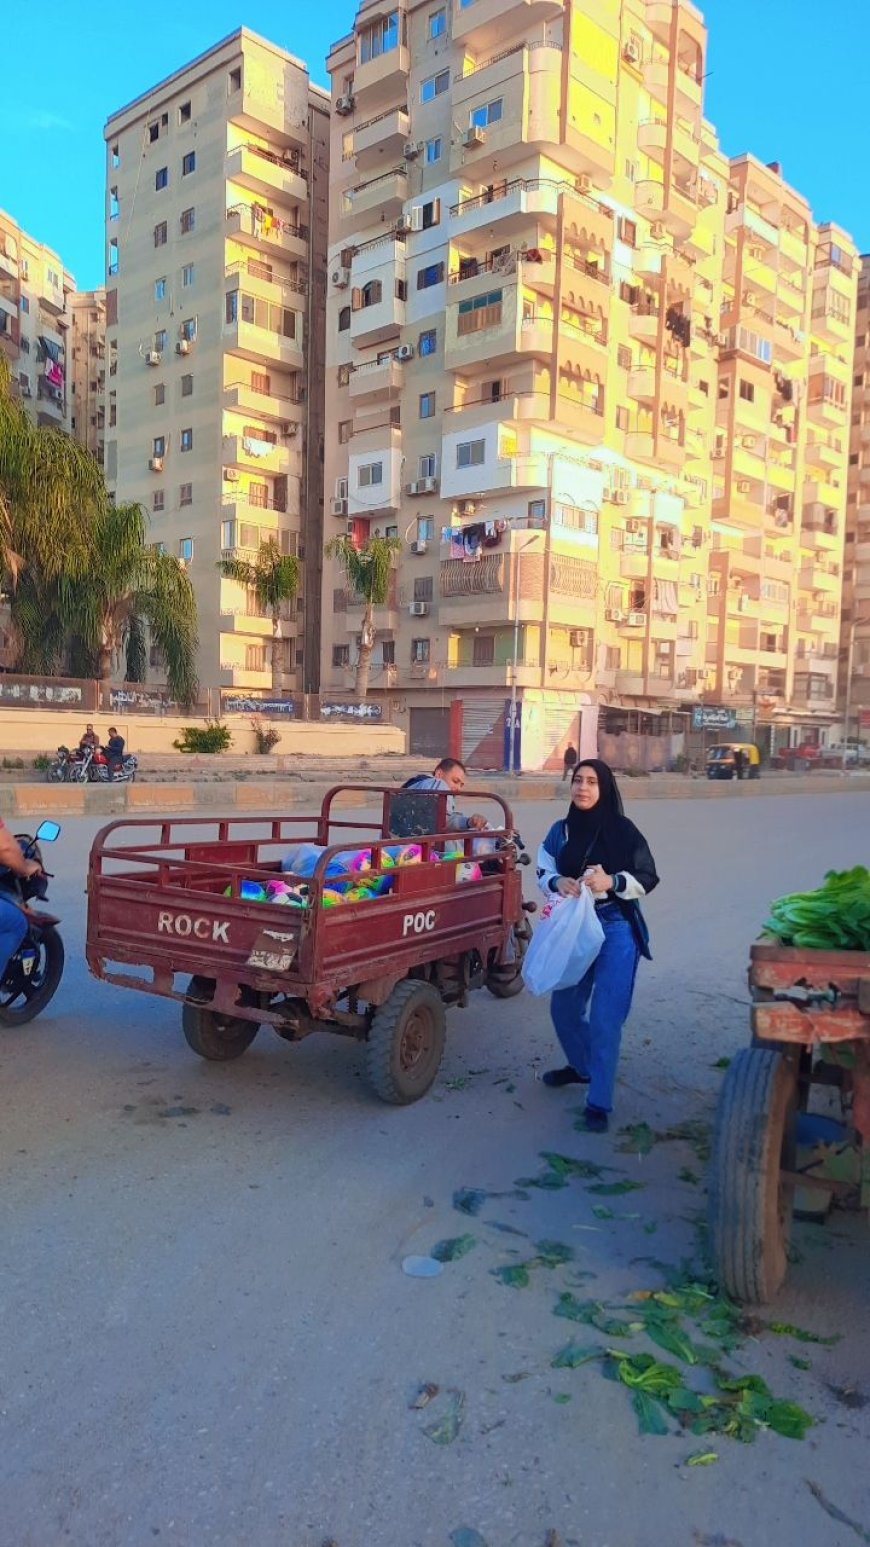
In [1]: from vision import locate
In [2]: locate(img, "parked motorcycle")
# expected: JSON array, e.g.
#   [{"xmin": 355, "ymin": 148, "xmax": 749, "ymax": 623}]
[
  {"xmin": 0, "ymin": 820, "xmax": 64, "ymax": 1025},
  {"xmin": 45, "ymin": 745, "xmax": 76, "ymax": 783},
  {"xmin": 68, "ymin": 744, "xmax": 138, "ymax": 784}
]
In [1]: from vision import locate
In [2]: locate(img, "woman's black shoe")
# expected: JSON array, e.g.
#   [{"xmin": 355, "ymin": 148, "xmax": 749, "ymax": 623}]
[
  {"xmin": 541, "ymin": 1066, "xmax": 590, "ymax": 1088},
  {"xmin": 583, "ymin": 1104, "xmax": 609, "ymax": 1132}
]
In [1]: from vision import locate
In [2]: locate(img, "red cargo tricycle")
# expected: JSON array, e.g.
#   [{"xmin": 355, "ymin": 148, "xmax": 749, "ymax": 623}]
[{"xmin": 86, "ymin": 786, "xmax": 533, "ymax": 1104}]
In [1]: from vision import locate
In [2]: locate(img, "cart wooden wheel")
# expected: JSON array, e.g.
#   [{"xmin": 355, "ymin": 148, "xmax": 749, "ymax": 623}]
[
  {"xmin": 708, "ymin": 1047, "xmax": 797, "ymax": 1305},
  {"xmin": 366, "ymin": 980, "xmax": 446, "ymax": 1105},
  {"xmin": 182, "ymin": 992, "xmax": 260, "ymax": 1062}
]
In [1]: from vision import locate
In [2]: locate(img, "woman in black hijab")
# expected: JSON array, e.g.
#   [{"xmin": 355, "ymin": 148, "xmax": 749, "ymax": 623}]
[{"xmin": 535, "ymin": 759, "xmax": 659, "ymax": 1131}]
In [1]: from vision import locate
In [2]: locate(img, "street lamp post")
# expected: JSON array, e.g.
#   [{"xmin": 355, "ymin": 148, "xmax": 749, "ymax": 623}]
[{"xmin": 508, "ymin": 536, "xmax": 537, "ymax": 774}]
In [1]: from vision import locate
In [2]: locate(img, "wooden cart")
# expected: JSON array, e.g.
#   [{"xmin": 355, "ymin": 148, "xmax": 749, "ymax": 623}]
[{"xmin": 709, "ymin": 941, "xmax": 870, "ymax": 1303}]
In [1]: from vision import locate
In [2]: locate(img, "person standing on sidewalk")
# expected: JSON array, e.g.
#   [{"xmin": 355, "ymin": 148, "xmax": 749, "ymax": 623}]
[
  {"xmin": 561, "ymin": 743, "xmax": 578, "ymax": 782},
  {"xmin": 535, "ymin": 759, "xmax": 659, "ymax": 1132}
]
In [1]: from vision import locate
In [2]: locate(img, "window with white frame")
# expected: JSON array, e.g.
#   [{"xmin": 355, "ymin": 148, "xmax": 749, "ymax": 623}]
[
  {"xmin": 418, "ymin": 516, "xmax": 435, "ymax": 540},
  {"xmin": 358, "ymin": 462, "xmax": 383, "ymax": 487},
  {"xmin": 360, "ymin": 10, "xmax": 399, "ymax": 62},
  {"xmin": 421, "ymin": 70, "xmax": 449, "ymax": 102},
  {"xmin": 178, "ymin": 537, "xmax": 193, "ymax": 561},
  {"xmin": 470, "ymin": 99, "xmax": 503, "ymax": 128},
  {"xmin": 456, "ymin": 439, "xmax": 485, "ymax": 468},
  {"xmin": 182, "ymin": 263, "xmax": 195, "ymax": 287},
  {"xmin": 429, "ymin": 7, "xmax": 446, "ymax": 37},
  {"xmin": 419, "ymin": 454, "xmax": 437, "ymax": 479}
]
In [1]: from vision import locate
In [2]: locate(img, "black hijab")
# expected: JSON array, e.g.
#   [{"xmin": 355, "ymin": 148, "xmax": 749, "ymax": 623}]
[{"xmin": 558, "ymin": 758, "xmax": 632, "ymax": 879}]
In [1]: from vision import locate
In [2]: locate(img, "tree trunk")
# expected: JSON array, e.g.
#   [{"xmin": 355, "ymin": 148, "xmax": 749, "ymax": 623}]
[
  {"xmin": 271, "ymin": 613, "xmax": 282, "ymax": 695},
  {"xmin": 97, "ymin": 644, "xmax": 113, "ymax": 681},
  {"xmin": 355, "ymin": 604, "xmax": 374, "ymax": 699}
]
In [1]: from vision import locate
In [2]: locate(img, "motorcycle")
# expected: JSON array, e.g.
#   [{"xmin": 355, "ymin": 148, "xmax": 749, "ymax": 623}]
[
  {"xmin": 45, "ymin": 745, "xmax": 76, "ymax": 783},
  {"xmin": 68, "ymin": 744, "xmax": 138, "ymax": 784},
  {"xmin": 0, "ymin": 820, "xmax": 64, "ymax": 1026}
]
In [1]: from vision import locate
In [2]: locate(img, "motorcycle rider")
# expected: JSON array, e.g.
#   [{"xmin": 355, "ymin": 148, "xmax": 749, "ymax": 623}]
[
  {"xmin": 104, "ymin": 726, "xmax": 126, "ymax": 780},
  {"xmin": 0, "ymin": 818, "xmax": 41, "ymax": 979},
  {"xmin": 78, "ymin": 724, "xmax": 100, "ymax": 753}
]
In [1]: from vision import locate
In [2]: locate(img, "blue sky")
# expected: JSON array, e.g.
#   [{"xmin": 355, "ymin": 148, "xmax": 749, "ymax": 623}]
[{"xmin": 2, "ymin": 0, "xmax": 867, "ymax": 290}]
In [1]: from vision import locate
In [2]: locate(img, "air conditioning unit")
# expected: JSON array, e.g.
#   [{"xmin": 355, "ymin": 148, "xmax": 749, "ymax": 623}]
[
  {"xmin": 331, "ymin": 497, "xmax": 348, "ymax": 517},
  {"xmin": 403, "ymin": 140, "xmax": 420, "ymax": 160},
  {"xmin": 395, "ymin": 214, "xmax": 413, "ymax": 235},
  {"xmin": 627, "ymin": 610, "xmax": 646, "ymax": 626},
  {"xmin": 176, "ymin": 339, "xmax": 191, "ymax": 355},
  {"xmin": 569, "ymin": 630, "xmax": 588, "ymax": 648},
  {"xmin": 459, "ymin": 500, "xmax": 476, "ymax": 516},
  {"xmin": 414, "ymin": 476, "xmax": 438, "ymax": 494},
  {"xmin": 284, "ymin": 423, "xmax": 299, "ymax": 437},
  {"xmin": 148, "ymin": 456, "xmax": 164, "ymax": 472},
  {"xmin": 463, "ymin": 126, "xmax": 487, "ymax": 149},
  {"xmin": 335, "ymin": 94, "xmax": 355, "ymax": 117},
  {"xmin": 411, "ymin": 541, "xmax": 429, "ymax": 555},
  {"xmin": 605, "ymin": 608, "xmax": 626, "ymax": 622},
  {"xmin": 741, "ymin": 434, "xmax": 757, "ymax": 448},
  {"xmin": 395, "ymin": 343, "xmax": 415, "ymax": 362},
  {"xmin": 650, "ymin": 221, "xmax": 666, "ymax": 241},
  {"xmin": 622, "ymin": 40, "xmax": 641, "ymax": 65},
  {"xmin": 145, "ymin": 350, "xmax": 162, "ymax": 366},
  {"xmin": 576, "ymin": 174, "xmax": 592, "ymax": 195},
  {"xmin": 409, "ymin": 600, "xmax": 430, "ymax": 617},
  {"xmin": 743, "ymin": 289, "xmax": 758, "ymax": 306},
  {"xmin": 610, "ymin": 490, "xmax": 630, "ymax": 505},
  {"xmin": 331, "ymin": 266, "xmax": 350, "ymax": 289},
  {"xmin": 626, "ymin": 518, "xmax": 643, "ymax": 532},
  {"xmin": 737, "ymin": 479, "xmax": 751, "ymax": 494},
  {"xmin": 224, "ymin": 467, "xmax": 240, "ymax": 482}
]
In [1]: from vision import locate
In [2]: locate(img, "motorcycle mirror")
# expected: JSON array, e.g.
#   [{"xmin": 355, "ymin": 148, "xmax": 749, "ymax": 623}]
[{"xmin": 36, "ymin": 820, "xmax": 61, "ymax": 843}]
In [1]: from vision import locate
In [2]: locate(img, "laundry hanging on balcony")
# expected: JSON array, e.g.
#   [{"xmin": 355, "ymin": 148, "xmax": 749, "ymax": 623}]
[{"xmin": 652, "ymin": 579, "xmax": 678, "ymax": 616}]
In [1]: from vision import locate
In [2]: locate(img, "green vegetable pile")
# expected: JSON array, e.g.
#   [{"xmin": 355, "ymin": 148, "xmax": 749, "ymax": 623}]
[{"xmin": 763, "ymin": 866, "xmax": 870, "ymax": 951}]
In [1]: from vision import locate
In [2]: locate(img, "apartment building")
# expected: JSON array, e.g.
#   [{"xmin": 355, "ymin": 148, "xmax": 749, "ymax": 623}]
[
  {"xmin": 68, "ymin": 289, "xmax": 107, "ymax": 466},
  {"xmin": 841, "ymin": 255, "xmax": 870, "ymax": 741},
  {"xmin": 711, "ymin": 161, "xmax": 857, "ymax": 743},
  {"xmin": 104, "ymin": 30, "xmax": 329, "ymax": 698},
  {"xmin": 0, "ymin": 208, "xmax": 74, "ymax": 433},
  {"xmin": 322, "ymin": 0, "xmax": 857, "ymax": 766}
]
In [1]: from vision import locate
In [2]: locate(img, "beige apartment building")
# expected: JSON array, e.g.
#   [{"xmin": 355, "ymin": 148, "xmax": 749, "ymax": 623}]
[
  {"xmin": 0, "ymin": 208, "xmax": 74, "ymax": 433},
  {"xmin": 68, "ymin": 289, "xmax": 107, "ymax": 467},
  {"xmin": 841, "ymin": 255, "xmax": 870, "ymax": 743},
  {"xmin": 104, "ymin": 29, "xmax": 330, "ymax": 699},
  {"xmin": 321, "ymin": 0, "xmax": 857, "ymax": 766}
]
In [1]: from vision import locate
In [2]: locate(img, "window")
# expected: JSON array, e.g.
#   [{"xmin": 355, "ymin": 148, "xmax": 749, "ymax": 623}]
[
  {"xmin": 182, "ymin": 151, "xmax": 196, "ymax": 176},
  {"xmin": 358, "ymin": 462, "xmax": 383, "ymax": 487},
  {"xmin": 182, "ymin": 263, "xmax": 195, "ymax": 287},
  {"xmin": 414, "ymin": 576, "xmax": 434, "ymax": 603},
  {"xmin": 179, "ymin": 101, "xmax": 191, "ymax": 122},
  {"xmin": 615, "ymin": 405, "xmax": 630, "ymax": 431},
  {"xmin": 429, "ymin": 7, "xmax": 446, "ymax": 36},
  {"xmin": 152, "ymin": 490, "xmax": 164, "ymax": 512},
  {"xmin": 473, "ymin": 634, "xmax": 494, "ymax": 667},
  {"xmin": 109, "ymin": 188, "xmax": 120, "ymax": 220},
  {"xmin": 418, "ymin": 515, "xmax": 435, "ymax": 540},
  {"xmin": 616, "ymin": 344, "xmax": 632, "ymax": 370},
  {"xmin": 738, "ymin": 379, "xmax": 755, "ymax": 403},
  {"xmin": 155, "ymin": 167, "xmax": 168, "ymax": 190},
  {"xmin": 228, "ymin": 67, "xmax": 242, "ymax": 93},
  {"xmin": 155, "ymin": 277, "xmax": 166, "ymax": 301},
  {"xmin": 109, "ymin": 402, "xmax": 117, "ymax": 427},
  {"xmin": 180, "ymin": 208, "xmax": 195, "ymax": 234},
  {"xmin": 181, "ymin": 374, "xmax": 193, "ymax": 397},
  {"xmin": 361, "ymin": 279, "xmax": 382, "ymax": 307},
  {"xmin": 20, "ymin": 296, "xmax": 29, "ymax": 314},
  {"xmin": 108, "ymin": 240, "xmax": 119, "ymax": 276},
  {"xmin": 419, "ymin": 454, "xmax": 437, "ymax": 479},
  {"xmin": 338, "ymin": 305, "xmax": 351, "ymax": 331},
  {"xmin": 417, "ymin": 261, "xmax": 444, "ymax": 290},
  {"xmin": 251, "ymin": 371, "xmax": 271, "ymax": 394},
  {"xmin": 155, "ymin": 329, "xmax": 167, "ymax": 351},
  {"xmin": 180, "ymin": 317, "xmax": 197, "ymax": 342},
  {"xmin": 617, "ymin": 216, "xmax": 637, "ymax": 247},
  {"xmin": 421, "ymin": 70, "xmax": 449, "ymax": 102},
  {"xmin": 148, "ymin": 123, "xmax": 159, "ymax": 143},
  {"xmin": 339, "ymin": 420, "xmax": 352, "ymax": 443},
  {"xmin": 422, "ymin": 199, "xmax": 441, "ymax": 229},
  {"xmin": 154, "ymin": 221, "xmax": 167, "ymax": 247},
  {"xmin": 153, "ymin": 435, "xmax": 166, "ymax": 456},
  {"xmin": 419, "ymin": 391, "xmax": 436, "ymax": 419},
  {"xmin": 180, "ymin": 428, "xmax": 193, "ymax": 452},
  {"xmin": 245, "ymin": 643, "xmax": 266, "ymax": 671},
  {"xmin": 381, "ymin": 640, "xmax": 395, "ymax": 666},
  {"xmin": 528, "ymin": 499, "xmax": 546, "ymax": 521},
  {"xmin": 333, "ymin": 644, "xmax": 350, "ymax": 668},
  {"xmin": 359, "ymin": 9, "xmax": 400, "ymax": 63},
  {"xmin": 154, "ymin": 384, "xmax": 165, "ymax": 406},
  {"xmin": 180, "ymin": 483, "xmax": 192, "ymax": 506},
  {"xmin": 457, "ymin": 290, "xmax": 503, "ymax": 335},
  {"xmin": 111, "ymin": 143, "xmax": 120, "ymax": 167},
  {"xmin": 419, "ymin": 328, "xmax": 437, "ymax": 355},
  {"xmin": 470, "ymin": 99, "xmax": 503, "ymax": 128},
  {"xmin": 457, "ymin": 439, "xmax": 485, "ymax": 468},
  {"xmin": 411, "ymin": 638, "xmax": 431, "ymax": 663},
  {"xmin": 426, "ymin": 136, "xmax": 442, "ymax": 164}
]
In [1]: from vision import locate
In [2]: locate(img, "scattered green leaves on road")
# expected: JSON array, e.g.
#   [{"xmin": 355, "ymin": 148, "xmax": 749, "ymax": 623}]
[
  {"xmin": 492, "ymin": 1264, "xmax": 531, "ymax": 1289},
  {"xmin": 767, "ymin": 1320, "xmax": 841, "ymax": 1346},
  {"xmin": 586, "ymin": 1180, "xmax": 646, "ymax": 1197},
  {"xmin": 551, "ymin": 1342, "xmax": 603, "ymax": 1370},
  {"xmin": 686, "ymin": 1451, "xmax": 718, "ymax": 1466},
  {"xmin": 431, "ymin": 1235, "xmax": 477, "ymax": 1263},
  {"xmin": 422, "ymin": 1388, "xmax": 465, "ymax": 1445}
]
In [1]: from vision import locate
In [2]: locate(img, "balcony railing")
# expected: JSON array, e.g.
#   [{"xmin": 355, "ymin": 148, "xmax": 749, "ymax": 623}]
[
  {"xmin": 450, "ymin": 176, "xmax": 611, "ymax": 221},
  {"xmin": 221, "ymin": 490, "xmax": 288, "ymax": 513},
  {"xmin": 454, "ymin": 38, "xmax": 562, "ymax": 82},
  {"xmin": 225, "ymin": 259, "xmax": 306, "ymax": 295}
]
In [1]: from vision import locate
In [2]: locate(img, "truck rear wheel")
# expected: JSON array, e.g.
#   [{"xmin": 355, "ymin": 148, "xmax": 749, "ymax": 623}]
[
  {"xmin": 708, "ymin": 1047, "xmax": 796, "ymax": 1304},
  {"xmin": 366, "ymin": 980, "xmax": 446, "ymax": 1105},
  {"xmin": 182, "ymin": 997, "xmax": 259, "ymax": 1061}
]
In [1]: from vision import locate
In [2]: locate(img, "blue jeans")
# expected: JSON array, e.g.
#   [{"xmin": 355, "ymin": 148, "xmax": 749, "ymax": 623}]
[
  {"xmin": 550, "ymin": 903, "xmax": 640, "ymax": 1112},
  {"xmin": 0, "ymin": 894, "xmax": 27, "ymax": 980}
]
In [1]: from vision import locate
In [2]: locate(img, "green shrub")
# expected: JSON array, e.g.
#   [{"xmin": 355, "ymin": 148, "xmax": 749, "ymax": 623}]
[
  {"xmin": 32, "ymin": 754, "xmax": 52, "ymax": 772},
  {"xmin": 2, "ymin": 757, "xmax": 25, "ymax": 770},
  {"xmin": 173, "ymin": 721, "xmax": 233, "ymax": 754},
  {"xmin": 250, "ymin": 717, "xmax": 280, "ymax": 755}
]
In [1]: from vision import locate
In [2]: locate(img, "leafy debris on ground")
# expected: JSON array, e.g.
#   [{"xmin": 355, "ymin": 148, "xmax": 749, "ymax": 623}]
[
  {"xmin": 616, "ymin": 1122, "xmax": 657, "ymax": 1156},
  {"xmin": 422, "ymin": 1388, "xmax": 465, "ymax": 1445},
  {"xmin": 766, "ymin": 1320, "xmax": 841, "ymax": 1346},
  {"xmin": 679, "ymin": 1168, "xmax": 701, "ymax": 1185},
  {"xmin": 431, "ymin": 1234, "xmax": 478, "ymax": 1263},
  {"xmin": 492, "ymin": 1264, "xmax": 531, "ymax": 1289},
  {"xmin": 551, "ymin": 1342, "xmax": 604, "ymax": 1370},
  {"xmin": 686, "ymin": 1450, "xmax": 719, "ymax": 1466},
  {"xmin": 450, "ymin": 1530, "xmax": 489, "ymax": 1547},
  {"xmin": 586, "ymin": 1180, "xmax": 646, "ymax": 1197},
  {"xmin": 540, "ymin": 1151, "xmax": 612, "ymax": 1180},
  {"xmin": 453, "ymin": 1188, "xmax": 487, "ymax": 1216}
]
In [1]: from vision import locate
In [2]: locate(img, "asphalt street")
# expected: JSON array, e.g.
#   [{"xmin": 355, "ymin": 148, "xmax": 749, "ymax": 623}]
[{"xmin": 1, "ymin": 791, "xmax": 869, "ymax": 1547}]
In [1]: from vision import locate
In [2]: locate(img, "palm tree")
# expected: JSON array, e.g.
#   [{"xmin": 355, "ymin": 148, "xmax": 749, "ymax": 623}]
[
  {"xmin": 59, "ymin": 501, "xmax": 199, "ymax": 708},
  {"xmin": 325, "ymin": 534, "xmax": 400, "ymax": 699},
  {"xmin": 217, "ymin": 538, "xmax": 299, "ymax": 694}
]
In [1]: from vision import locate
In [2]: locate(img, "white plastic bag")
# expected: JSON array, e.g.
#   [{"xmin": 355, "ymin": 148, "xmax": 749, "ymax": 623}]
[{"xmin": 521, "ymin": 890, "xmax": 605, "ymax": 996}]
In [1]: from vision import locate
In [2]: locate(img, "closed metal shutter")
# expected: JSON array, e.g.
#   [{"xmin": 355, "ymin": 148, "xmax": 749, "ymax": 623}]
[{"xmin": 462, "ymin": 697, "xmax": 505, "ymax": 769}]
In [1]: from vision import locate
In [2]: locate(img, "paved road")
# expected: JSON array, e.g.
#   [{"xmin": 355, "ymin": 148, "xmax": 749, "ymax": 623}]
[{"xmin": 2, "ymin": 794, "xmax": 869, "ymax": 1547}]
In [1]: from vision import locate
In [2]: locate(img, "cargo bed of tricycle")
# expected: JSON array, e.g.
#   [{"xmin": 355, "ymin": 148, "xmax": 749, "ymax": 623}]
[{"xmin": 86, "ymin": 785, "xmax": 532, "ymax": 1104}]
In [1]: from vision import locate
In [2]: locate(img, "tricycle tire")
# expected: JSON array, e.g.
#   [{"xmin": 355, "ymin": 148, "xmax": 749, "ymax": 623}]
[
  {"xmin": 366, "ymin": 980, "xmax": 446, "ymax": 1105},
  {"xmin": 486, "ymin": 973, "xmax": 525, "ymax": 999},
  {"xmin": 708, "ymin": 1047, "xmax": 796, "ymax": 1305},
  {"xmin": 182, "ymin": 1001, "xmax": 259, "ymax": 1061}
]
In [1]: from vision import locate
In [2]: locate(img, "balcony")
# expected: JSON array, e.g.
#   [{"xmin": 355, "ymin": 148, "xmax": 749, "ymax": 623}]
[
  {"xmin": 811, "ymin": 300, "xmax": 853, "ymax": 347},
  {"xmin": 0, "ymin": 241, "xmax": 18, "ymax": 281},
  {"xmin": 449, "ymin": 43, "xmax": 564, "ymax": 175},
  {"xmin": 614, "ymin": 671, "xmax": 648, "ymax": 696},
  {"xmin": 39, "ymin": 274, "xmax": 65, "ymax": 317},
  {"xmin": 226, "ymin": 144, "xmax": 308, "ymax": 205},
  {"xmin": 452, "ymin": 0, "xmax": 564, "ymax": 49},
  {"xmin": 353, "ymin": 108, "xmax": 410, "ymax": 169},
  {"xmin": 222, "ymin": 381, "xmax": 304, "ymax": 426},
  {"xmin": 223, "ymin": 316, "xmax": 304, "ymax": 370},
  {"xmin": 620, "ymin": 547, "xmax": 650, "ymax": 580},
  {"xmin": 219, "ymin": 608, "xmax": 298, "ymax": 639},
  {"xmin": 226, "ymin": 203, "xmax": 308, "ymax": 259},
  {"xmin": 634, "ymin": 178, "xmax": 665, "ymax": 223},
  {"xmin": 346, "ymin": 167, "xmax": 408, "ymax": 223},
  {"xmin": 438, "ymin": 554, "xmax": 510, "ymax": 628},
  {"xmin": 449, "ymin": 176, "xmax": 566, "ymax": 239},
  {"xmin": 444, "ymin": 299, "xmax": 557, "ymax": 372},
  {"xmin": 798, "ymin": 562, "xmax": 840, "ymax": 594},
  {"xmin": 218, "ymin": 663, "xmax": 274, "ymax": 691},
  {"xmin": 353, "ymin": 41, "xmax": 411, "ymax": 108},
  {"xmin": 627, "ymin": 304, "xmax": 660, "ymax": 346},
  {"xmin": 804, "ymin": 433, "xmax": 842, "ymax": 472},
  {"xmin": 625, "ymin": 431, "xmax": 656, "ymax": 465},
  {"xmin": 628, "ymin": 366, "xmax": 656, "ymax": 404},
  {"xmin": 448, "ymin": 659, "xmax": 541, "ymax": 689},
  {"xmin": 225, "ymin": 259, "xmax": 307, "ymax": 308},
  {"xmin": 222, "ymin": 433, "xmax": 293, "ymax": 476},
  {"xmin": 349, "ymin": 288, "xmax": 406, "ymax": 349},
  {"xmin": 349, "ymin": 356, "xmax": 404, "ymax": 401}
]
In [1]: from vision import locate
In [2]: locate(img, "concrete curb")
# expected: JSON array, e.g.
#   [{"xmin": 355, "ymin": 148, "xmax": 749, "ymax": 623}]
[{"xmin": 1, "ymin": 773, "xmax": 868, "ymax": 818}]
